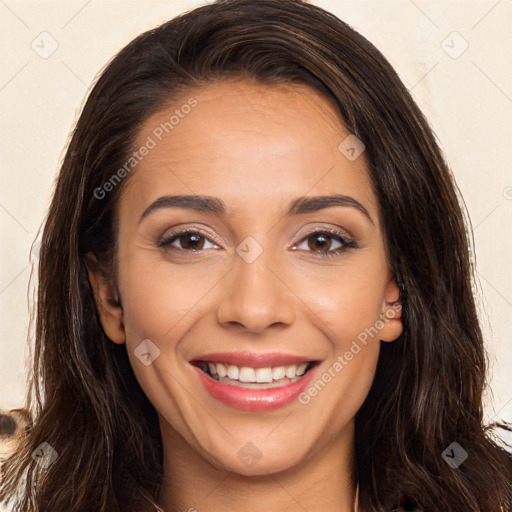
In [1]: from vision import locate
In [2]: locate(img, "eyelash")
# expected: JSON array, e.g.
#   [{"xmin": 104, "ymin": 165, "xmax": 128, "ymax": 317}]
[
  {"xmin": 157, "ymin": 227, "xmax": 358, "ymax": 258},
  {"xmin": 296, "ymin": 227, "xmax": 359, "ymax": 257}
]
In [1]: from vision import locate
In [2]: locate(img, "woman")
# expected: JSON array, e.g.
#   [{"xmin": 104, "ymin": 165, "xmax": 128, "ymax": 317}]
[{"xmin": 1, "ymin": 1, "xmax": 510, "ymax": 510}]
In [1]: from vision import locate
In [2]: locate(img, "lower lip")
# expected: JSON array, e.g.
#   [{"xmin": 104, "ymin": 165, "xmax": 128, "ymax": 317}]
[{"xmin": 193, "ymin": 364, "xmax": 318, "ymax": 411}]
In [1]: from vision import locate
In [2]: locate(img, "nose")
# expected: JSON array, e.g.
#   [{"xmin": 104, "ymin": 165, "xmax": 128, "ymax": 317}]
[{"xmin": 216, "ymin": 249, "xmax": 296, "ymax": 334}]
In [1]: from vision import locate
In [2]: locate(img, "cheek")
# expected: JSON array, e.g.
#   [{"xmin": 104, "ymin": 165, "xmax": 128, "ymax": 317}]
[
  {"xmin": 300, "ymin": 269, "xmax": 385, "ymax": 344},
  {"xmin": 294, "ymin": 268, "xmax": 385, "ymax": 409},
  {"xmin": 119, "ymin": 254, "xmax": 209, "ymax": 342},
  {"xmin": 118, "ymin": 258, "xmax": 211, "ymax": 440},
  {"xmin": 297, "ymin": 277, "xmax": 382, "ymax": 426}
]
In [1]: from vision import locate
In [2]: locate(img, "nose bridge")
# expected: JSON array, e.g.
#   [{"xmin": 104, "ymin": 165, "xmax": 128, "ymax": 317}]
[{"xmin": 216, "ymin": 238, "xmax": 296, "ymax": 332}]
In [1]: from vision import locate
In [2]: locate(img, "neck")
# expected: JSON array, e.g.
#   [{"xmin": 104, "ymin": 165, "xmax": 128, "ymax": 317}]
[{"xmin": 156, "ymin": 418, "xmax": 359, "ymax": 512}]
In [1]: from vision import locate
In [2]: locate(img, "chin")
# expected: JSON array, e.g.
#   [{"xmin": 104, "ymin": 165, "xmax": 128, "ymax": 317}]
[{"xmin": 203, "ymin": 438, "xmax": 311, "ymax": 477}]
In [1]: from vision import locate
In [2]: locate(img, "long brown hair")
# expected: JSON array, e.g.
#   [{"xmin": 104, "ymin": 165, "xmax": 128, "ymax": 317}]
[{"xmin": 1, "ymin": 1, "xmax": 511, "ymax": 510}]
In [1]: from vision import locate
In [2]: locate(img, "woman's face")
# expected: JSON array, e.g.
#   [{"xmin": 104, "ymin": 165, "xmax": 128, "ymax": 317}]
[{"xmin": 91, "ymin": 78, "xmax": 402, "ymax": 475}]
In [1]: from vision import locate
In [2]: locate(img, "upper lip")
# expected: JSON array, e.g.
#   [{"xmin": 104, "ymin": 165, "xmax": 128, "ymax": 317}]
[{"xmin": 190, "ymin": 351, "xmax": 318, "ymax": 368}]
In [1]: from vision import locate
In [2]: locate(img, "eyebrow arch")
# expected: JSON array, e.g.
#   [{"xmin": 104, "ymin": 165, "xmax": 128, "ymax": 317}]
[{"xmin": 138, "ymin": 193, "xmax": 374, "ymax": 225}]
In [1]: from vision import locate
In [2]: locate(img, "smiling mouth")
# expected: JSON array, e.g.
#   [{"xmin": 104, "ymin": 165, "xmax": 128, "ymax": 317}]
[{"xmin": 192, "ymin": 360, "xmax": 318, "ymax": 389}]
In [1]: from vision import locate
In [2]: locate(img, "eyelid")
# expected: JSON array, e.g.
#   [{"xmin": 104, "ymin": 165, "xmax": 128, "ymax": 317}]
[
  {"xmin": 157, "ymin": 225, "xmax": 224, "ymax": 248},
  {"xmin": 157, "ymin": 223, "xmax": 359, "ymax": 255},
  {"xmin": 294, "ymin": 224, "xmax": 354, "ymax": 244}
]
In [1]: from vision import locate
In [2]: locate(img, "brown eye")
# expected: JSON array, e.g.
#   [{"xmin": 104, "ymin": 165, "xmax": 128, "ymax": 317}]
[
  {"xmin": 158, "ymin": 230, "xmax": 220, "ymax": 252},
  {"xmin": 294, "ymin": 228, "xmax": 358, "ymax": 258},
  {"xmin": 177, "ymin": 233, "xmax": 206, "ymax": 250},
  {"xmin": 307, "ymin": 232, "xmax": 334, "ymax": 252}
]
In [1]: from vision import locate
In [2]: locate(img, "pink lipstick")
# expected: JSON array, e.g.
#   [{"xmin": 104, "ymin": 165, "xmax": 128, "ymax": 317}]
[{"xmin": 190, "ymin": 351, "xmax": 319, "ymax": 411}]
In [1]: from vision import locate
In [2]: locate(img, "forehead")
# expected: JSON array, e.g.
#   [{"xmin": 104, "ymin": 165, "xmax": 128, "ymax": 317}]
[{"xmin": 120, "ymin": 79, "xmax": 377, "ymax": 221}]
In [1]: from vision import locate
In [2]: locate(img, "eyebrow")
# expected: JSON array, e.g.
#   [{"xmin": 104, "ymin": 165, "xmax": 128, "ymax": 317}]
[{"xmin": 138, "ymin": 193, "xmax": 374, "ymax": 225}]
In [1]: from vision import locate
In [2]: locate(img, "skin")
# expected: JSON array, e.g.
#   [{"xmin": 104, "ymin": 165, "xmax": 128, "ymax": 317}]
[{"xmin": 88, "ymin": 78, "xmax": 403, "ymax": 512}]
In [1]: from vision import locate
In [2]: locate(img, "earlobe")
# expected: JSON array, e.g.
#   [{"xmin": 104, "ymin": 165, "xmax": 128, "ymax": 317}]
[
  {"xmin": 379, "ymin": 279, "xmax": 403, "ymax": 343},
  {"xmin": 86, "ymin": 256, "xmax": 126, "ymax": 345}
]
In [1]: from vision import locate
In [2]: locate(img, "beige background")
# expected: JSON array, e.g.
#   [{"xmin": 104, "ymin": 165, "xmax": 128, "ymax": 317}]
[{"xmin": 1, "ymin": 0, "xmax": 511, "ymax": 440}]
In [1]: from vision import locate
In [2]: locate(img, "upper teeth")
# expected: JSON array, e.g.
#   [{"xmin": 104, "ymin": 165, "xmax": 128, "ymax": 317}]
[{"xmin": 204, "ymin": 362, "xmax": 310, "ymax": 382}]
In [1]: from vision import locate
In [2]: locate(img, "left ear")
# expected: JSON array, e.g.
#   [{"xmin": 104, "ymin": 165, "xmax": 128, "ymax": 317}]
[
  {"xmin": 85, "ymin": 253, "xmax": 126, "ymax": 345},
  {"xmin": 378, "ymin": 277, "xmax": 403, "ymax": 342}
]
